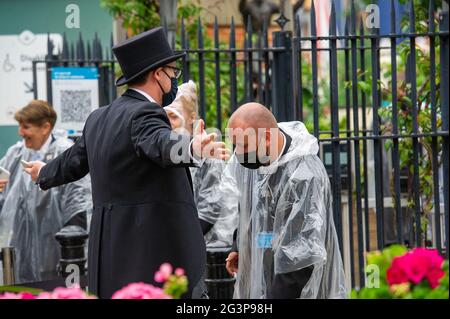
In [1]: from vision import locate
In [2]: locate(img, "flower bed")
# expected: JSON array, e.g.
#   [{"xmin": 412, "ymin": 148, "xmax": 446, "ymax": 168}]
[
  {"xmin": 0, "ymin": 263, "xmax": 187, "ymax": 299},
  {"xmin": 352, "ymin": 245, "xmax": 449, "ymax": 299}
]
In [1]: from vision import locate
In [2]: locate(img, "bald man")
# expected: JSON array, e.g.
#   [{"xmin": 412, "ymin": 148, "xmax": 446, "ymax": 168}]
[{"xmin": 224, "ymin": 103, "xmax": 347, "ymax": 299}]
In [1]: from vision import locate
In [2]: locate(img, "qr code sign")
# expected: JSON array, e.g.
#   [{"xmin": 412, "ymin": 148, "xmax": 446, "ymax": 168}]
[{"xmin": 60, "ymin": 90, "xmax": 92, "ymax": 123}]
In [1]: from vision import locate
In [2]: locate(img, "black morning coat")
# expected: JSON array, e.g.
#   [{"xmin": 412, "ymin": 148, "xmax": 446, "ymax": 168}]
[{"xmin": 37, "ymin": 89, "xmax": 206, "ymax": 298}]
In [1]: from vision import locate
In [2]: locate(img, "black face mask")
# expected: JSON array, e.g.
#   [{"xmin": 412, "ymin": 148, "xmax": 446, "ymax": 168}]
[
  {"xmin": 157, "ymin": 70, "xmax": 178, "ymax": 106},
  {"xmin": 235, "ymin": 150, "xmax": 270, "ymax": 170}
]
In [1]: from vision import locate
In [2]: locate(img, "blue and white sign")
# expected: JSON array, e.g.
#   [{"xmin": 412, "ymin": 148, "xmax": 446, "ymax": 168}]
[
  {"xmin": 51, "ymin": 67, "xmax": 99, "ymax": 133},
  {"xmin": 256, "ymin": 232, "xmax": 273, "ymax": 249}
]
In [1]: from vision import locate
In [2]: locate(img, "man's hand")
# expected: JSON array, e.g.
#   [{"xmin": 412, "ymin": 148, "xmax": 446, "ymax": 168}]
[
  {"xmin": 226, "ymin": 251, "xmax": 239, "ymax": 276},
  {"xmin": 0, "ymin": 179, "xmax": 7, "ymax": 193},
  {"xmin": 23, "ymin": 161, "xmax": 46, "ymax": 183},
  {"xmin": 192, "ymin": 119, "xmax": 230, "ymax": 161}
]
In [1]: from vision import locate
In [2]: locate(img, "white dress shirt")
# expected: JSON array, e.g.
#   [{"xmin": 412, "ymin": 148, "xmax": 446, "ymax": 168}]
[{"xmin": 129, "ymin": 88, "xmax": 157, "ymax": 103}]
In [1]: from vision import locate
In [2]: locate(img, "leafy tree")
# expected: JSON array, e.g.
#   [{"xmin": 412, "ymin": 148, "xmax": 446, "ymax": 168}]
[{"xmin": 101, "ymin": 0, "xmax": 243, "ymax": 131}]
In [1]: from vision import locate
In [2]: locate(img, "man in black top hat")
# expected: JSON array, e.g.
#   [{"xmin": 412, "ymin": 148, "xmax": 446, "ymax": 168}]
[{"xmin": 24, "ymin": 27, "xmax": 230, "ymax": 298}]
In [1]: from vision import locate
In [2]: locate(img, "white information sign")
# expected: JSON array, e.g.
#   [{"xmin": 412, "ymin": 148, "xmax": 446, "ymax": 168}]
[{"xmin": 0, "ymin": 30, "xmax": 62, "ymax": 125}]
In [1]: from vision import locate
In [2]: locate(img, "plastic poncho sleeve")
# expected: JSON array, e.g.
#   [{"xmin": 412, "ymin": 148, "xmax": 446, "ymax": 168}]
[
  {"xmin": 199, "ymin": 159, "xmax": 240, "ymax": 245},
  {"xmin": 196, "ymin": 160, "xmax": 229, "ymax": 225},
  {"xmin": 0, "ymin": 145, "xmax": 21, "ymax": 212}
]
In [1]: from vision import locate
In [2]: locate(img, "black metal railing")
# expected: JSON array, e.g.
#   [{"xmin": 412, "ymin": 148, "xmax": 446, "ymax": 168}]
[
  {"xmin": 290, "ymin": 0, "xmax": 449, "ymax": 289},
  {"xmin": 176, "ymin": 15, "xmax": 286, "ymax": 128},
  {"xmin": 32, "ymin": 32, "xmax": 117, "ymax": 110}
]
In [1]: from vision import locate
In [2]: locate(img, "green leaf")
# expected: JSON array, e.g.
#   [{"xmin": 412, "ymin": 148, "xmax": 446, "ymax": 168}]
[
  {"xmin": 0, "ymin": 285, "xmax": 43, "ymax": 295},
  {"xmin": 357, "ymin": 81, "xmax": 371, "ymax": 94},
  {"xmin": 384, "ymin": 139, "xmax": 393, "ymax": 151}
]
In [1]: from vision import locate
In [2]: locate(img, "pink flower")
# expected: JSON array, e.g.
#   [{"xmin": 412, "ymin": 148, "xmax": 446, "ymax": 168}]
[
  {"xmin": 21, "ymin": 292, "xmax": 37, "ymax": 299},
  {"xmin": 36, "ymin": 285, "xmax": 96, "ymax": 299},
  {"xmin": 386, "ymin": 248, "xmax": 445, "ymax": 289},
  {"xmin": 154, "ymin": 262, "xmax": 173, "ymax": 283},
  {"xmin": 35, "ymin": 292, "xmax": 53, "ymax": 299},
  {"xmin": 0, "ymin": 292, "xmax": 36, "ymax": 299},
  {"xmin": 414, "ymin": 248, "xmax": 444, "ymax": 269},
  {"xmin": 426, "ymin": 267, "xmax": 445, "ymax": 289},
  {"xmin": 175, "ymin": 268, "xmax": 185, "ymax": 277},
  {"xmin": 403, "ymin": 253, "xmax": 429, "ymax": 284},
  {"xmin": 387, "ymin": 257, "xmax": 410, "ymax": 285},
  {"xmin": 111, "ymin": 282, "xmax": 171, "ymax": 299},
  {"xmin": 160, "ymin": 263, "xmax": 173, "ymax": 277},
  {"xmin": 154, "ymin": 271, "xmax": 166, "ymax": 283},
  {"xmin": 408, "ymin": 248, "xmax": 444, "ymax": 287}
]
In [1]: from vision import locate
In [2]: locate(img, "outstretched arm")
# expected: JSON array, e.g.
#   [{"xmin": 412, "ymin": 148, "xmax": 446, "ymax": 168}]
[
  {"xmin": 26, "ymin": 133, "xmax": 89, "ymax": 190},
  {"xmin": 131, "ymin": 106, "xmax": 229, "ymax": 167}
]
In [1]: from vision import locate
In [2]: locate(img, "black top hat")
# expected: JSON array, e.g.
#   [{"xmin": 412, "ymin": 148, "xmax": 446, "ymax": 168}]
[{"xmin": 112, "ymin": 27, "xmax": 185, "ymax": 86}]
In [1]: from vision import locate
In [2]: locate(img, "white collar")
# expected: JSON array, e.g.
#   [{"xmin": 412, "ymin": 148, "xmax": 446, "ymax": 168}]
[{"xmin": 130, "ymin": 88, "xmax": 157, "ymax": 103}]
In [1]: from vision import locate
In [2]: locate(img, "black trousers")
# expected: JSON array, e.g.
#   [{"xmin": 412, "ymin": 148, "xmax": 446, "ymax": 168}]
[{"xmin": 267, "ymin": 266, "xmax": 314, "ymax": 299}]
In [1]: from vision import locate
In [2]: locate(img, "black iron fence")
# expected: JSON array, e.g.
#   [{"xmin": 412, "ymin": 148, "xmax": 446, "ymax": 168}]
[
  {"xmin": 32, "ymin": 33, "xmax": 117, "ymax": 110},
  {"xmin": 32, "ymin": 0, "xmax": 449, "ymax": 290},
  {"xmin": 292, "ymin": 1, "xmax": 449, "ymax": 283},
  {"xmin": 174, "ymin": 0, "xmax": 449, "ymax": 289},
  {"xmin": 289, "ymin": 0, "xmax": 449, "ymax": 288}
]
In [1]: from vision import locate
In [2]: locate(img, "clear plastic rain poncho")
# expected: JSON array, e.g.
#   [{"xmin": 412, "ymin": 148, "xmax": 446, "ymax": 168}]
[
  {"xmin": 226, "ymin": 121, "xmax": 348, "ymax": 299},
  {"xmin": 190, "ymin": 160, "xmax": 239, "ymax": 246},
  {"xmin": 0, "ymin": 132, "xmax": 92, "ymax": 284},
  {"xmin": 165, "ymin": 80, "xmax": 239, "ymax": 247}
]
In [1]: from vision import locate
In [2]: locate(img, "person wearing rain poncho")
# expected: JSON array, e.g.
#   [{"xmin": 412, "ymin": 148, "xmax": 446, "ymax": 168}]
[
  {"xmin": 224, "ymin": 102, "xmax": 347, "ymax": 299},
  {"xmin": 0, "ymin": 100, "xmax": 92, "ymax": 284},
  {"xmin": 164, "ymin": 80, "xmax": 238, "ymax": 246}
]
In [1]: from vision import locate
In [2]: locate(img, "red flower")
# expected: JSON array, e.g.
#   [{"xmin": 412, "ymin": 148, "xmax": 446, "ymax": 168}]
[
  {"xmin": 386, "ymin": 248, "xmax": 445, "ymax": 289},
  {"xmin": 0, "ymin": 292, "xmax": 36, "ymax": 299},
  {"xmin": 387, "ymin": 257, "xmax": 410, "ymax": 285},
  {"xmin": 426, "ymin": 267, "xmax": 445, "ymax": 289},
  {"xmin": 404, "ymin": 253, "xmax": 429, "ymax": 284}
]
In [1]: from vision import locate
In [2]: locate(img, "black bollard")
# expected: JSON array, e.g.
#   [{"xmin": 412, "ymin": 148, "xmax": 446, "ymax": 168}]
[
  {"xmin": 204, "ymin": 243, "xmax": 235, "ymax": 299},
  {"xmin": 54, "ymin": 226, "xmax": 88, "ymax": 279}
]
